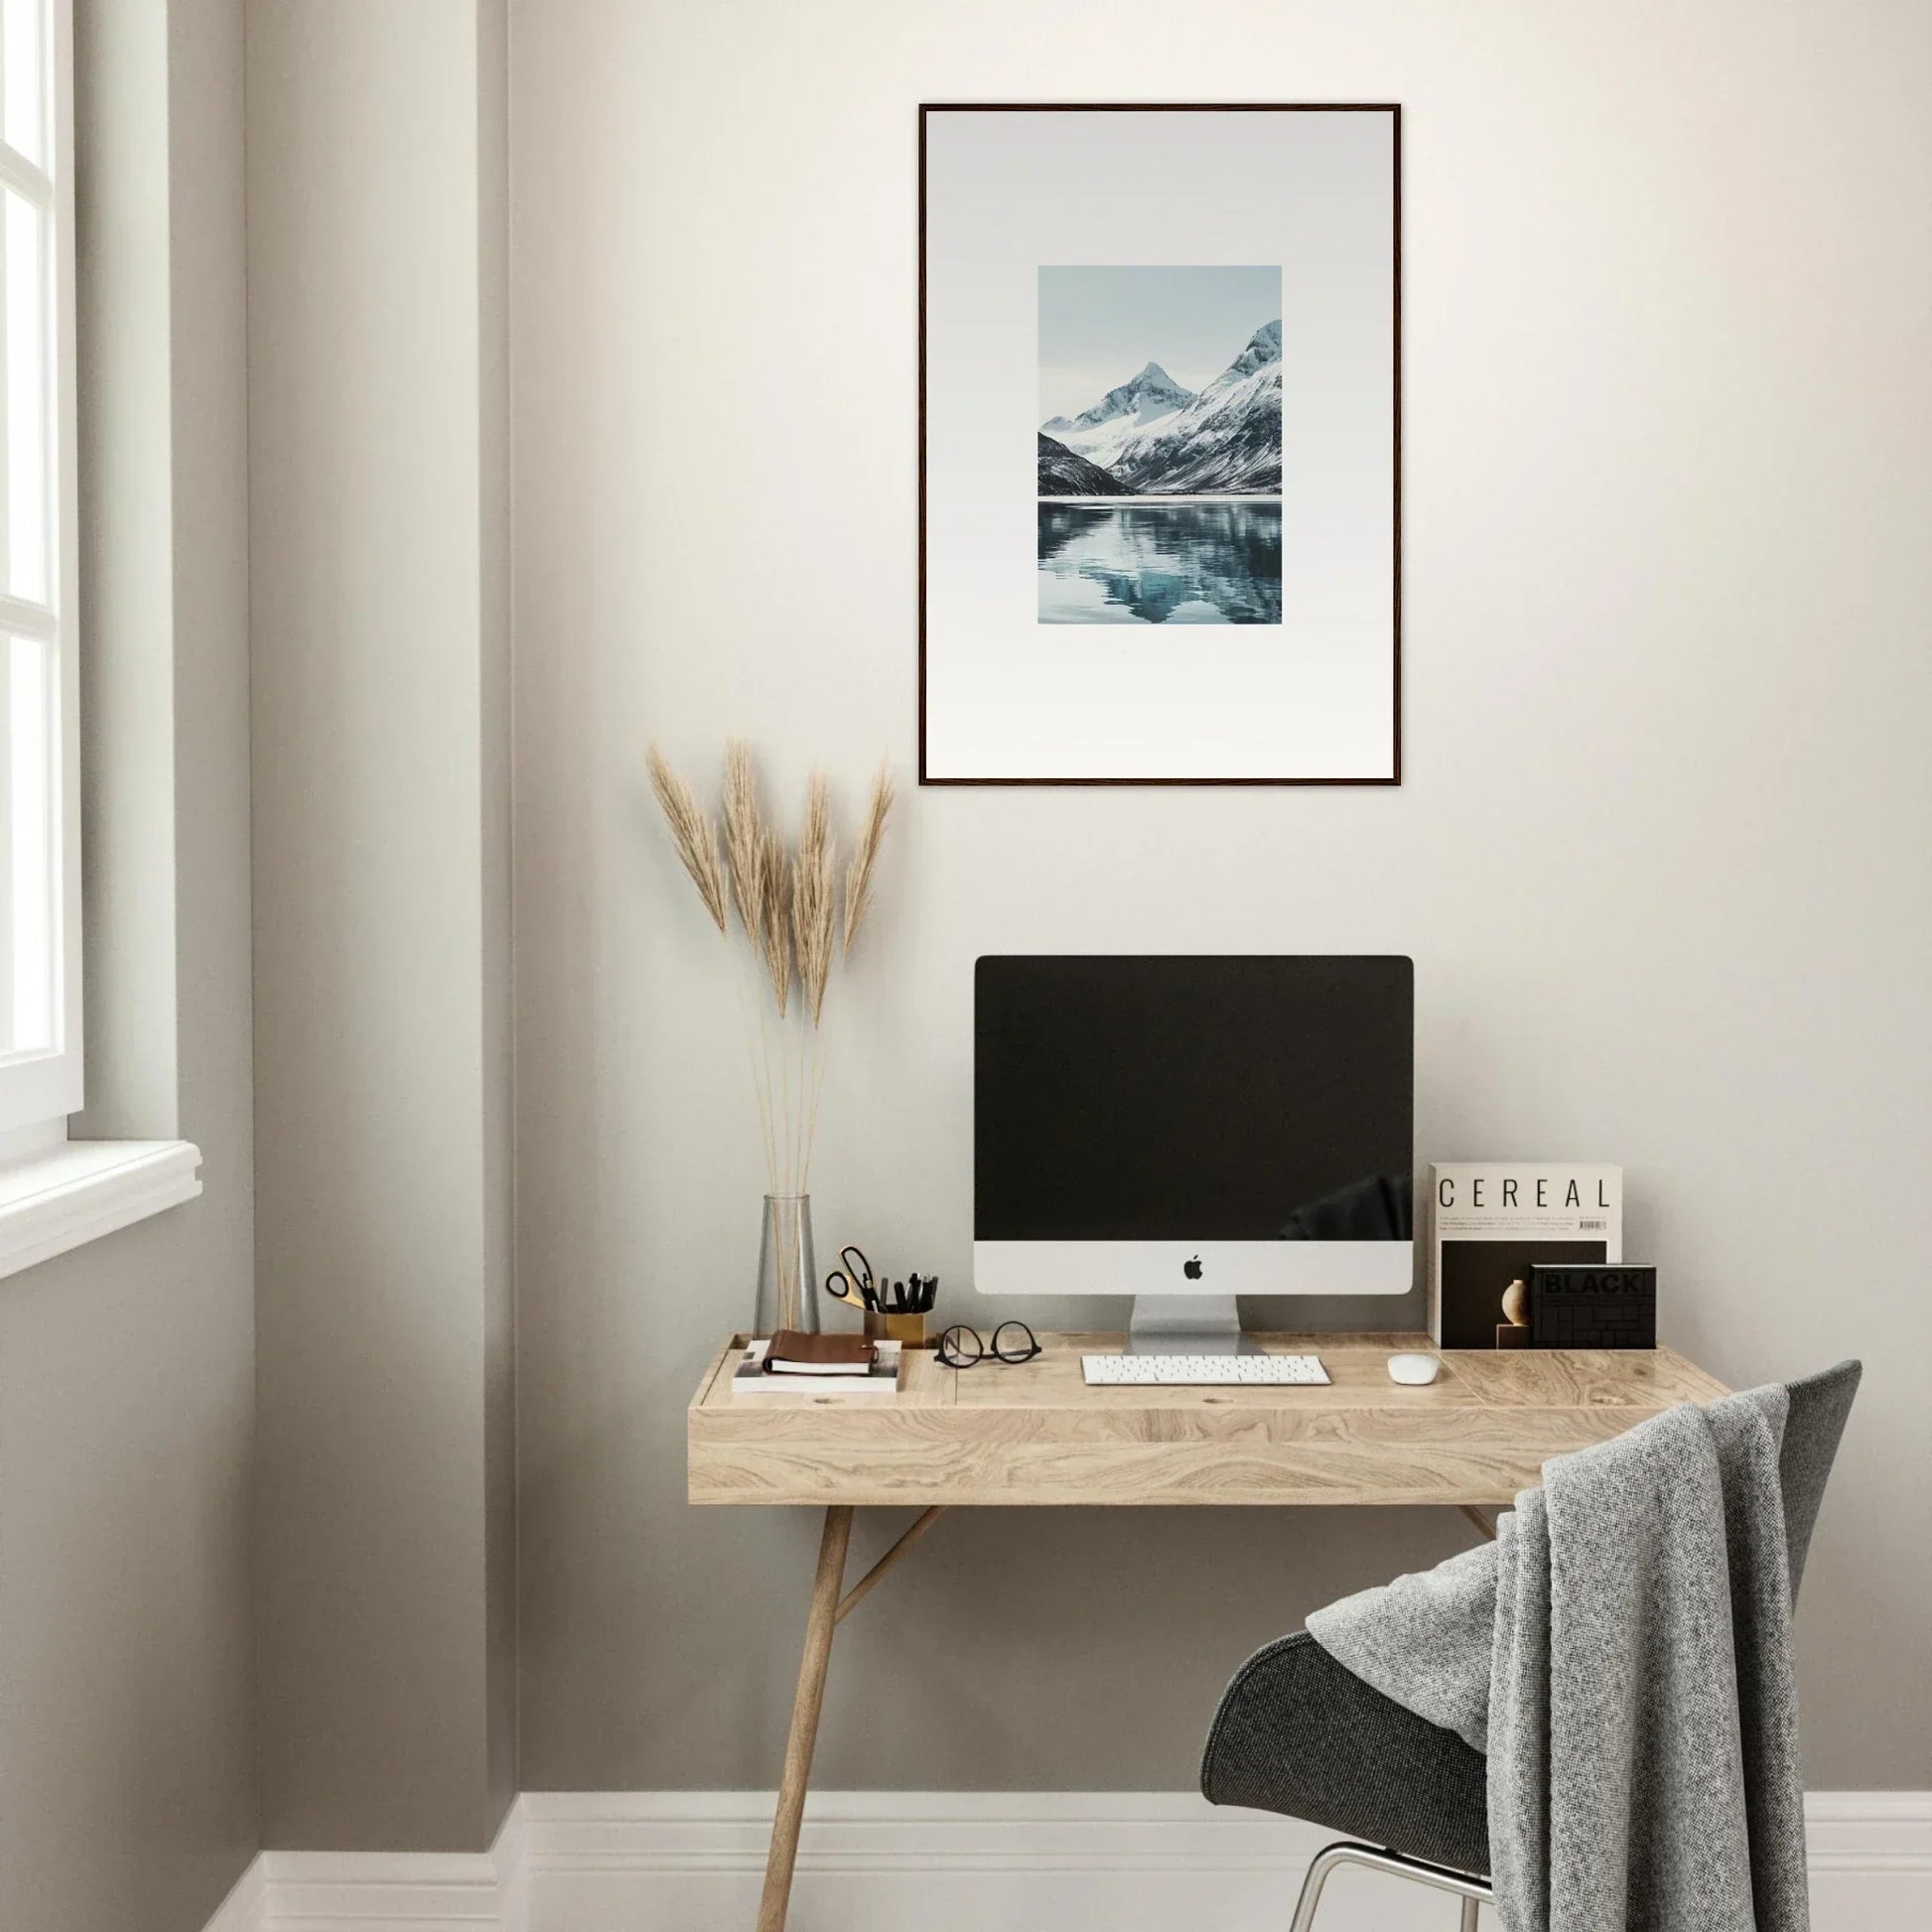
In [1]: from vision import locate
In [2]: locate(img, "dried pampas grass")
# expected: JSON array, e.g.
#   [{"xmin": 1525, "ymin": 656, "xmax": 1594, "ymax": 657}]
[
  {"xmin": 843, "ymin": 763, "xmax": 895, "ymax": 952},
  {"xmin": 758, "ymin": 827, "xmax": 793, "ymax": 1020},
  {"xmin": 647, "ymin": 748, "xmax": 727, "ymax": 934},
  {"xmin": 646, "ymin": 742, "xmax": 897, "ymax": 1193},
  {"xmin": 722, "ymin": 740, "xmax": 764, "ymax": 940},
  {"xmin": 792, "ymin": 774, "xmax": 836, "ymax": 1025}
]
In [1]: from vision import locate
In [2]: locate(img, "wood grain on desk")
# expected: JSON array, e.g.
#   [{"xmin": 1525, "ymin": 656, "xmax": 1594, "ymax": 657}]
[{"xmin": 687, "ymin": 1332, "xmax": 1728, "ymax": 1509}]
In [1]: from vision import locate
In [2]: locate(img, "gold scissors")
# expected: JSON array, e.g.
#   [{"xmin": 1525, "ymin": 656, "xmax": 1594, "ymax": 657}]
[{"xmin": 824, "ymin": 1245, "xmax": 878, "ymax": 1313}]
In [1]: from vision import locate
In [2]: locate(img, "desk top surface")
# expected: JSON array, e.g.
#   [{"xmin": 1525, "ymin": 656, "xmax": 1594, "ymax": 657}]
[{"xmin": 688, "ymin": 1332, "xmax": 1727, "ymax": 1508}]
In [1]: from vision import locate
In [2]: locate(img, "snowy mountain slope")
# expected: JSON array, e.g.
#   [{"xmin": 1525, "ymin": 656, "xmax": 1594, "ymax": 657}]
[
  {"xmin": 1040, "ymin": 361, "xmax": 1195, "ymax": 472},
  {"xmin": 1037, "ymin": 322, "xmax": 1283, "ymax": 497},
  {"xmin": 1109, "ymin": 321, "xmax": 1283, "ymax": 494},
  {"xmin": 1112, "ymin": 360, "xmax": 1282, "ymax": 493},
  {"xmin": 1037, "ymin": 432, "xmax": 1130, "ymax": 496},
  {"xmin": 1048, "ymin": 407, "xmax": 1183, "ymax": 474},
  {"xmin": 1208, "ymin": 318, "xmax": 1282, "ymax": 391},
  {"xmin": 1056, "ymin": 360, "xmax": 1194, "ymax": 434}
]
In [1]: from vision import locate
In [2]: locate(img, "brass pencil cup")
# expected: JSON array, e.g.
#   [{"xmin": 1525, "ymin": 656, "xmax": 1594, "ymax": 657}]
[{"xmin": 866, "ymin": 1309, "xmax": 927, "ymax": 1348}]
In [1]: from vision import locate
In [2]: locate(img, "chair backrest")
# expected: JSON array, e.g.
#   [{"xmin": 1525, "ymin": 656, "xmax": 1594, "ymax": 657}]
[{"xmin": 1778, "ymin": 1359, "xmax": 1861, "ymax": 1601}]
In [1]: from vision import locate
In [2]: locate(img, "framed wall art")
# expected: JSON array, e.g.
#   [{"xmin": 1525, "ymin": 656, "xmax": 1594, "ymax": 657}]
[{"xmin": 918, "ymin": 104, "xmax": 1401, "ymax": 785}]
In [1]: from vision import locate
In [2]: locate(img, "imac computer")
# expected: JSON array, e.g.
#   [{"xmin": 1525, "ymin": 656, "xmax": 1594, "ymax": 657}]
[{"xmin": 974, "ymin": 955, "xmax": 1414, "ymax": 1352}]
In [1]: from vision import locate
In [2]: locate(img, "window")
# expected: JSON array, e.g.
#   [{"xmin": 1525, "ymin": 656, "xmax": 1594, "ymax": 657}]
[
  {"xmin": 0, "ymin": 0, "xmax": 75, "ymax": 1142},
  {"xmin": 0, "ymin": 0, "xmax": 199, "ymax": 1275}
]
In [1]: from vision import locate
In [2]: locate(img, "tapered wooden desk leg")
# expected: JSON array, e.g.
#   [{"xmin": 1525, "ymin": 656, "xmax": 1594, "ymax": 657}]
[{"xmin": 757, "ymin": 1505, "xmax": 853, "ymax": 1932}]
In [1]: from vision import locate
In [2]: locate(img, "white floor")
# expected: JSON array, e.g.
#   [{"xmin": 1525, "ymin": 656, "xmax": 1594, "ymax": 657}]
[{"xmin": 206, "ymin": 1790, "xmax": 1932, "ymax": 1932}]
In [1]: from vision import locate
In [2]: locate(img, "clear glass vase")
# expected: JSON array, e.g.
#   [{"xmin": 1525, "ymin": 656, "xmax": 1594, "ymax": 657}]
[{"xmin": 754, "ymin": 1193, "xmax": 818, "ymax": 1337}]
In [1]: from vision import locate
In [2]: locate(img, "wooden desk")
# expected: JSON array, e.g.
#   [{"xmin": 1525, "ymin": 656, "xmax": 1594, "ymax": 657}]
[{"xmin": 688, "ymin": 1331, "xmax": 1726, "ymax": 1931}]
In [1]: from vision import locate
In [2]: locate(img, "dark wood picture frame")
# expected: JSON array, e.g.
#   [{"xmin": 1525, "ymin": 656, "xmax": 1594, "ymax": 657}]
[{"xmin": 917, "ymin": 102, "xmax": 1402, "ymax": 787}]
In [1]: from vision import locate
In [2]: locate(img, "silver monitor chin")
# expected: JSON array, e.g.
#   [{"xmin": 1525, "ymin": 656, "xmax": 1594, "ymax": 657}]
[
  {"xmin": 972, "ymin": 1240, "xmax": 1413, "ymax": 1301},
  {"xmin": 973, "ymin": 1241, "xmax": 1414, "ymax": 1354}
]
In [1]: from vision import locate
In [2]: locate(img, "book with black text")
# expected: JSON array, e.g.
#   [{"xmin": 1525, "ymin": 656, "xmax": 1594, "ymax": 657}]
[{"xmin": 1429, "ymin": 1164, "xmax": 1622, "ymax": 1348}]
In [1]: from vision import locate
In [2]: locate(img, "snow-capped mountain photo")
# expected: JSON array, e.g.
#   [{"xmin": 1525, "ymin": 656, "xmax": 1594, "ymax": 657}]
[{"xmin": 1036, "ymin": 266, "xmax": 1283, "ymax": 625}]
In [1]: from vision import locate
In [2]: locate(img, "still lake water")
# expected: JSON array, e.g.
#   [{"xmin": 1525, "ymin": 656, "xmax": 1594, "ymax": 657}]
[{"xmin": 1037, "ymin": 501, "xmax": 1283, "ymax": 625}]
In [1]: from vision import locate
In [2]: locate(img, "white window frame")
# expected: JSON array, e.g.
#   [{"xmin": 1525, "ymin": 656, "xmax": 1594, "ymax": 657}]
[
  {"xmin": 0, "ymin": 0, "xmax": 78, "ymax": 1141},
  {"xmin": 0, "ymin": 0, "xmax": 200, "ymax": 1279}
]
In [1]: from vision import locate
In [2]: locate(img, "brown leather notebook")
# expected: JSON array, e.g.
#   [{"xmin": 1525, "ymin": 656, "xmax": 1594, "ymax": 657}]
[{"xmin": 764, "ymin": 1330, "xmax": 876, "ymax": 1374}]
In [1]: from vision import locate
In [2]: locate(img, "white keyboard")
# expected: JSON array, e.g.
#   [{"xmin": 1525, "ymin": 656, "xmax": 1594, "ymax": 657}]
[{"xmin": 1081, "ymin": 1352, "xmax": 1330, "ymax": 1387}]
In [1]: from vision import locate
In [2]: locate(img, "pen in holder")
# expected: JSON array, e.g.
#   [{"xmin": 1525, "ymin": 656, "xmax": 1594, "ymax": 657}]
[
  {"xmin": 866, "ymin": 1274, "xmax": 938, "ymax": 1347},
  {"xmin": 824, "ymin": 1250, "xmax": 938, "ymax": 1347}
]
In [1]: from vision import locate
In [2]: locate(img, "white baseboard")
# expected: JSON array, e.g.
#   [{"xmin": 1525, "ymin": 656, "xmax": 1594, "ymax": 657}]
[
  {"xmin": 1803, "ymin": 1792, "xmax": 1932, "ymax": 1932},
  {"xmin": 201, "ymin": 1855, "xmax": 267, "ymax": 1932},
  {"xmin": 205, "ymin": 1789, "xmax": 1932, "ymax": 1932}
]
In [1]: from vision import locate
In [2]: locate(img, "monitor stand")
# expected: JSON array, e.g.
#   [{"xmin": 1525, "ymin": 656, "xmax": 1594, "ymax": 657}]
[{"xmin": 1125, "ymin": 1295, "xmax": 1257, "ymax": 1356}]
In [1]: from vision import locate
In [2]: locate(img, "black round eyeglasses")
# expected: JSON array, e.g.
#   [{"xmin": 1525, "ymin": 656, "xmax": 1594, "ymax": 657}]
[{"xmin": 935, "ymin": 1320, "xmax": 1041, "ymax": 1369}]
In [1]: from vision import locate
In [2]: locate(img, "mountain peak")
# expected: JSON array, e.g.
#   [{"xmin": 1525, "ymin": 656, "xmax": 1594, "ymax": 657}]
[
  {"xmin": 1048, "ymin": 361, "xmax": 1197, "ymax": 440},
  {"xmin": 1103, "ymin": 322, "xmax": 1285, "ymax": 495},
  {"xmin": 1215, "ymin": 320, "xmax": 1283, "ymax": 387}
]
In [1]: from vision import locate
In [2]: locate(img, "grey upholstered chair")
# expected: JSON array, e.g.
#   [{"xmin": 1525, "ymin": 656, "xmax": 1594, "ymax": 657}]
[{"xmin": 1199, "ymin": 1361, "xmax": 1861, "ymax": 1930}]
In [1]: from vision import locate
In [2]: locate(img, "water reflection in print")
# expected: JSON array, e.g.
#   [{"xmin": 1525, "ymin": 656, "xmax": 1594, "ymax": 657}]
[{"xmin": 1037, "ymin": 502, "xmax": 1282, "ymax": 625}]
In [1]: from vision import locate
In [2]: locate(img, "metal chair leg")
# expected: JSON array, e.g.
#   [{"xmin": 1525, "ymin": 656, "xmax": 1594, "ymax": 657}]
[
  {"xmin": 1286, "ymin": 1844, "xmax": 1351, "ymax": 1932},
  {"xmin": 1288, "ymin": 1841, "xmax": 1493, "ymax": 1932}
]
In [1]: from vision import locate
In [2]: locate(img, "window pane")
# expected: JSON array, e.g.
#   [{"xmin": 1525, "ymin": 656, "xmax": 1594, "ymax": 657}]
[
  {"xmin": 1, "ymin": 0, "xmax": 45, "ymax": 169},
  {"xmin": 3, "ymin": 186, "xmax": 46, "ymax": 606},
  {"xmin": 2, "ymin": 632, "xmax": 54, "ymax": 1054}
]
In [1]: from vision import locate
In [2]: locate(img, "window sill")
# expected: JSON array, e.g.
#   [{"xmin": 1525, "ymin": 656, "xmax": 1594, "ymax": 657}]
[{"xmin": 0, "ymin": 1139, "xmax": 203, "ymax": 1282}]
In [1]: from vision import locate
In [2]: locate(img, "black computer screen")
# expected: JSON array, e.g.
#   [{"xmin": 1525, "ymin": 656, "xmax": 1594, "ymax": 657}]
[{"xmin": 974, "ymin": 956, "xmax": 1414, "ymax": 1241}]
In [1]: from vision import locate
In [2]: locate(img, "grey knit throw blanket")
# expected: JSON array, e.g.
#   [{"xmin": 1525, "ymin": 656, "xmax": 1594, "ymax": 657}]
[{"xmin": 1307, "ymin": 1388, "xmax": 1809, "ymax": 1932}]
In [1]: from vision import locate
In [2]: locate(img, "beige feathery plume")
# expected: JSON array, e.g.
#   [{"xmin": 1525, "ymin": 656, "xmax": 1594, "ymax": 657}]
[
  {"xmin": 646, "ymin": 747, "xmax": 728, "ymax": 934},
  {"xmin": 645, "ymin": 743, "xmax": 897, "ymax": 1196},
  {"xmin": 791, "ymin": 773, "xmax": 837, "ymax": 1025},
  {"xmin": 758, "ymin": 826, "xmax": 794, "ymax": 1018},
  {"xmin": 842, "ymin": 762, "xmax": 896, "ymax": 951},
  {"xmin": 721, "ymin": 739, "xmax": 764, "ymax": 939}
]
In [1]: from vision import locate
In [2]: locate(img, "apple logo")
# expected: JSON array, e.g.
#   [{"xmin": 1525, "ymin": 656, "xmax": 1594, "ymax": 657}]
[{"xmin": 1183, "ymin": 1255, "xmax": 1203, "ymax": 1280}]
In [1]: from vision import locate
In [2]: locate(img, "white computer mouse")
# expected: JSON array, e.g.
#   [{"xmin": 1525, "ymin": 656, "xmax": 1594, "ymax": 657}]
[{"xmin": 1387, "ymin": 1352, "xmax": 1442, "ymax": 1386}]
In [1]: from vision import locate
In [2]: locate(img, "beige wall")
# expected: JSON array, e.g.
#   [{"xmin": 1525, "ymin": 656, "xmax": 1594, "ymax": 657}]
[
  {"xmin": 0, "ymin": 3, "xmax": 258, "ymax": 1929},
  {"xmin": 510, "ymin": 0, "xmax": 1932, "ymax": 1794},
  {"xmin": 249, "ymin": 0, "xmax": 516, "ymax": 1853},
  {"xmin": 479, "ymin": 0, "xmax": 519, "ymax": 1844}
]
